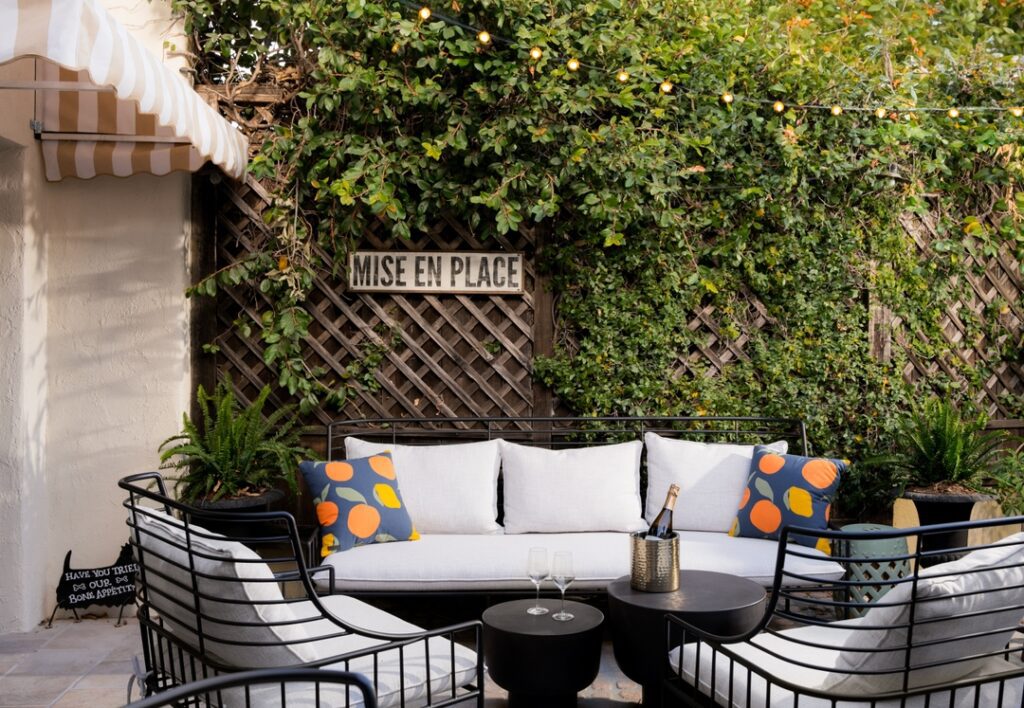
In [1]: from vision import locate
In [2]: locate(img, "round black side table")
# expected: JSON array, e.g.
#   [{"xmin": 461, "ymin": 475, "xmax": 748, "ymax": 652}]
[
  {"xmin": 482, "ymin": 599, "xmax": 604, "ymax": 707},
  {"xmin": 607, "ymin": 571, "xmax": 766, "ymax": 706}
]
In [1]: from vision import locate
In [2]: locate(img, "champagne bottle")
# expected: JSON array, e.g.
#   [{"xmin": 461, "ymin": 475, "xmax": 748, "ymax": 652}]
[{"xmin": 646, "ymin": 484, "xmax": 680, "ymax": 539}]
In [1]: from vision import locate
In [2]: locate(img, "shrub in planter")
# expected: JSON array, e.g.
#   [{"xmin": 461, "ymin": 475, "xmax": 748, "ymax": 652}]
[{"xmin": 159, "ymin": 379, "xmax": 311, "ymax": 506}]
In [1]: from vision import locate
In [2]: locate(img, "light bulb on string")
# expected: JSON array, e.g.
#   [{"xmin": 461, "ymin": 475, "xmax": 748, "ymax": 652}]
[
  {"xmin": 773, "ymin": 101, "xmax": 785, "ymax": 113},
  {"xmin": 477, "ymin": 30, "xmax": 491, "ymax": 45},
  {"xmin": 529, "ymin": 47, "xmax": 542, "ymax": 61},
  {"xmin": 830, "ymin": 105, "xmax": 843, "ymax": 116},
  {"xmin": 721, "ymin": 92, "xmax": 734, "ymax": 104},
  {"xmin": 947, "ymin": 107, "xmax": 960, "ymax": 118},
  {"xmin": 660, "ymin": 80, "xmax": 674, "ymax": 94},
  {"xmin": 418, "ymin": 6, "xmax": 431, "ymax": 20},
  {"xmin": 616, "ymin": 69, "xmax": 629, "ymax": 83},
  {"xmin": 1011, "ymin": 107, "xmax": 1023, "ymax": 118},
  {"xmin": 875, "ymin": 107, "xmax": 887, "ymax": 119},
  {"xmin": 566, "ymin": 58, "xmax": 580, "ymax": 72}
]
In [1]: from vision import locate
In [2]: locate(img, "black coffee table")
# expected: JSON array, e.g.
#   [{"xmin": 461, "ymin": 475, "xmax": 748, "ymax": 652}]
[
  {"xmin": 482, "ymin": 599, "xmax": 604, "ymax": 707},
  {"xmin": 607, "ymin": 571, "xmax": 766, "ymax": 706}
]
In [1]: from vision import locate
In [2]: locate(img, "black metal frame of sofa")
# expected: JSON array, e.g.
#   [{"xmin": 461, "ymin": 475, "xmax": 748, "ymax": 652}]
[
  {"xmin": 119, "ymin": 472, "xmax": 484, "ymax": 707},
  {"xmin": 662, "ymin": 516, "xmax": 1024, "ymax": 707},
  {"xmin": 125, "ymin": 667, "xmax": 378, "ymax": 707},
  {"xmin": 328, "ymin": 415, "xmax": 810, "ymax": 499}
]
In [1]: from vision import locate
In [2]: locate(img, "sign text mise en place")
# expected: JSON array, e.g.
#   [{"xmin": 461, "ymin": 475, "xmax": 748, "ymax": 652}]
[{"xmin": 348, "ymin": 251, "xmax": 524, "ymax": 294}]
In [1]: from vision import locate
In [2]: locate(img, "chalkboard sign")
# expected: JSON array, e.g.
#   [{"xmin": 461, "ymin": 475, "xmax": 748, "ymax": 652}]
[{"xmin": 49, "ymin": 544, "xmax": 138, "ymax": 626}]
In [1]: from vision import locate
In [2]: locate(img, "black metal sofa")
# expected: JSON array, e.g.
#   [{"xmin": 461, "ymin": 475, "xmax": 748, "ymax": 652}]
[
  {"xmin": 119, "ymin": 472, "xmax": 484, "ymax": 707},
  {"xmin": 317, "ymin": 416, "xmax": 841, "ymax": 596},
  {"xmin": 663, "ymin": 517, "xmax": 1024, "ymax": 707}
]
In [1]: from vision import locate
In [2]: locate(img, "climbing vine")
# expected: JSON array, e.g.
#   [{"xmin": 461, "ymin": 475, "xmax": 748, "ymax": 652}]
[{"xmin": 176, "ymin": 0, "xmax": 1024, "ymax": 516}]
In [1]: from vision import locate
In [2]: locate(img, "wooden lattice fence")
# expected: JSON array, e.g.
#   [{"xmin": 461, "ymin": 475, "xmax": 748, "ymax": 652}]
[
  {"xmin": 194, "ymin": 174, "xmax": 1023, "ymax": 427},
  {"xmin": 198, "ymin": 174, "xmax": 551, "ymax": 428}
]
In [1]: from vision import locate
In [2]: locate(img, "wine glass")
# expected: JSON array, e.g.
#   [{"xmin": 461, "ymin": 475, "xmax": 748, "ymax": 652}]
[
  {"xmin": 526, "ymin": 547, "xmax": 549, "ymax": 615},
  {"xmin": 551, "ymin": 551, "xmax": 575, "ymax": 621}
]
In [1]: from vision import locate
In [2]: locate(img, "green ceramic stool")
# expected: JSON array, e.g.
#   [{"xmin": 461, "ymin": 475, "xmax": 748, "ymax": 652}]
[{"xmin": 836, "ymin": 523, "xmax": 910, "ymax": 618}]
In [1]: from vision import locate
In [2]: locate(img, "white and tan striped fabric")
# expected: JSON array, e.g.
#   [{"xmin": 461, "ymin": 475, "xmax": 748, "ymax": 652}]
[{"xmin": 0, "ymin": 0, "xmax": 248, "ymax": 181}]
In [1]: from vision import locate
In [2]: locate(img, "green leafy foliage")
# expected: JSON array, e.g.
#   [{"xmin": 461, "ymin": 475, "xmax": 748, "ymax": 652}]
[
  {"xmin": 173, "ymin": 0, "xmax": 1024, "ymax": 516},
  {"xmin": 890, "ymin": 398, "xmax": 1010, "ymax": 489},
  {"xmin": 159, "ymin": 379, "xmax": 313, "ymax": 503}
]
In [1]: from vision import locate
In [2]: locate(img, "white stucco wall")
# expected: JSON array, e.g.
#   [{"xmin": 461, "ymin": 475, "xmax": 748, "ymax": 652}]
[{"xmin": 0, "ymin": 0, "xmax": 192, "ymax": 633}]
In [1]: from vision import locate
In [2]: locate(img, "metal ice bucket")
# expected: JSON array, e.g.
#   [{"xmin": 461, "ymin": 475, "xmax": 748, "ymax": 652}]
[{"xmin": 629, "ymin": 531, "xmax": 679, "ymax": 592}]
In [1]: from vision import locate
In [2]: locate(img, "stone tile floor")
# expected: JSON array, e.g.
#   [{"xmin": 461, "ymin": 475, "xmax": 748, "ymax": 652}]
[{"xmin": 0, "ymin": 615, "xmax": 641, "ymax": 707}]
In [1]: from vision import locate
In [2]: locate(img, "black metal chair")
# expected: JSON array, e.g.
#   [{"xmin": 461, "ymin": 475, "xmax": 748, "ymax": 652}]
[
  {"xmin": 663, "ymin": 517, "xmax": 1024, "ymax": 707},
  {"xmin": 125, "ymin": 667, "xmax": 377, "ymax": 707},
  {"xmin": 119, "ymin": 472, "xmax": 484, "ymax": 707}
]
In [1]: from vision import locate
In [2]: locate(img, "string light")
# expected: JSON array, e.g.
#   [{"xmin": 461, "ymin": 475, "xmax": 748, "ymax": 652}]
[{"xmin": 399, "ymin": 3, "xmax": 1024, "ymax": 120}]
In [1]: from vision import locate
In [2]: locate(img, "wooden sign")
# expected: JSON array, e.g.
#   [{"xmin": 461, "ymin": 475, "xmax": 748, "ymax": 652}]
[
  {"xmin": 49, "ymin": 544, "xmax": 138, "ymax": 626},
  {"xmin": 348, "ymin": 251, "xmax": 524, "ymax": 294}
]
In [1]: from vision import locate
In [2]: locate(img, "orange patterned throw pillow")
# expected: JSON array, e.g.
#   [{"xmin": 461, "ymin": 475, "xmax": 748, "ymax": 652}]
[
  {"xmin": 300, "ymin": 453, "xmax": 419, "ymax": 557},
  {"xmin": 729, "ymin": 446, "xmax": 845, "ymax": 554}
]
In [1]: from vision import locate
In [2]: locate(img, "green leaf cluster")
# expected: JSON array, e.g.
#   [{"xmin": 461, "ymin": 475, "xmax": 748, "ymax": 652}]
[
  {"xmin": 159, "ymin": 379, "xmax": 312, "ymax": 503},
  {"xmin": 174, "ymin": 0, "xmax": 1024, "ymax": 516}
]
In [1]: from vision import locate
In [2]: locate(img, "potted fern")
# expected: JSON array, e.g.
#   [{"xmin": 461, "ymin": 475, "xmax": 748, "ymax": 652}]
[{"xmin": 159, "ymin": 378, "xmax": 311, "ymax": 511}]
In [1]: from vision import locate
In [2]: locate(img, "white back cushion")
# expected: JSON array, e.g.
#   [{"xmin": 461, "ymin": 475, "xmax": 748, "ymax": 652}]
[
  {"xmin": 134, "ymin": 510, "xmax": 316, "ymax": 667},
  {"xmin": 344, "ymin": 438, "xmax": 501, "ymax": 534},
  {"xmin": 824, "ymin": 532, "xmax": 1024, "ymax": 693},
  {"xmin": 643, "ymin": 434, "xmax": 788, "ymax": 532},
  {"xmin": 499, "ymin": 440, "xmax": 646, "ymax": 533}
]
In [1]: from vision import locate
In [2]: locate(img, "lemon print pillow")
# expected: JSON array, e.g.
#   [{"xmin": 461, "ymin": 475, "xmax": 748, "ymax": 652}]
[
  {"xmin": 729, "ymin": 446, "xmax": 845, "ymax": 555},
  {"xmin": 300, "ymin": 453, "xmax": 419, "ymax": 557}
]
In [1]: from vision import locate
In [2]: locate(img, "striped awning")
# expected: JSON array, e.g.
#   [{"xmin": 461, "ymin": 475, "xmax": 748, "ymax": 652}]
[{"xmin": 0, "ymin": 0, "xmax": 248, "ymax": 181}]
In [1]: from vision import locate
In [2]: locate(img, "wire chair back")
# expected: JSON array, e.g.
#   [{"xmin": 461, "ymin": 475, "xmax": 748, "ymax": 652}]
[
  {"xmin": 667, "ymin": 517, "xmax": 1024, "ymax": 706},
  {"xmin": 120, "ymin": 472, "xmax": 484, "ymax": 707}
]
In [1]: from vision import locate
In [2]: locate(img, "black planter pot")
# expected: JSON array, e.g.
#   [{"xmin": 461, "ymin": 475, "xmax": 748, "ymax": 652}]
[
  {"xmin": 903, "ymin": 490, "xmax": 994, "ymax": 566},
  {"xmin": 189, "ymin": 488, "xmax": 286, "ymax": 537}
]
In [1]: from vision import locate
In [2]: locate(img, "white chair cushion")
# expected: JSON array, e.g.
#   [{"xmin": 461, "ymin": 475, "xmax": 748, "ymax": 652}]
[
  {"xmin": 644, "ymin": 434, "xmax": 788, "ymax": 532},
  {"xmin": 823, "ymin": 532, "xmax": 1024, "ymax": 693},
  {"xmin": 499, "ymin": 440, "xmax": 646, "ymax": 533},
  {"xmin": 134, "ymin": 510, "xmax": 316, "ymax": 666},
  {"xmin": 222, "ymin": 594, "xmax": 479, "ymax": 708},
  {"xmin": 671, "ymin": 623, "xmax": 1024, "ymax": 707},
  {"xmin": 318, "ymin": 531, "xmax": 844, "ymax": 592},
  {"xmin": 344, "ymin": 438, "xmax": 501, "ymax": 534}
]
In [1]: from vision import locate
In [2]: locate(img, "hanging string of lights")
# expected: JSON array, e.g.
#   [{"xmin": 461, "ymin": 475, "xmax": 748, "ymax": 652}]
[{"xmin": 397, "ymin": 0, "xmax": 1024, "ymax": 120}]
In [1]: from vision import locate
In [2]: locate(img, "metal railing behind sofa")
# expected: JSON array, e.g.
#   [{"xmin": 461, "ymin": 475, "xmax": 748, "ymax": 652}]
[
  {"xmin": 120, "ymin": 472, "xmax": 484, "ymax": 707},
  {"xmin": 664, "ymin": 517, "xmax": 1024, "ymax": 707}
]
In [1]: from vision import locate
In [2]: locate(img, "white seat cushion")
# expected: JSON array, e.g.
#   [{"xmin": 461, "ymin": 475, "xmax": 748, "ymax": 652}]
[
  {"xmin": 670, "ymin": 623, "xmax": 1024, "ymax": 707},
  {"xmin": 134, "ymin": 510, "xmax": 317, "ymax": 667},
  {"xmin": 319, "ymin": 531, "xmax": 843, "ymax": 592},
  {"xmin": 824, "ymin": 532, "xmax": 1024, "ymax": 693},
  {"xmin": 222, "ymin": 594, "xmax": 479, "ymax": 708},
  {"xmin": 499, "ymin": 440, "xmax": 646, "ymax": 533},
  {"xmin": 344, "ymin": 438, "xmax": 502, "ymax": 534},
  {"xmin": 644, "ymin": 434, "xmax": 788, "ymax": 532}
]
